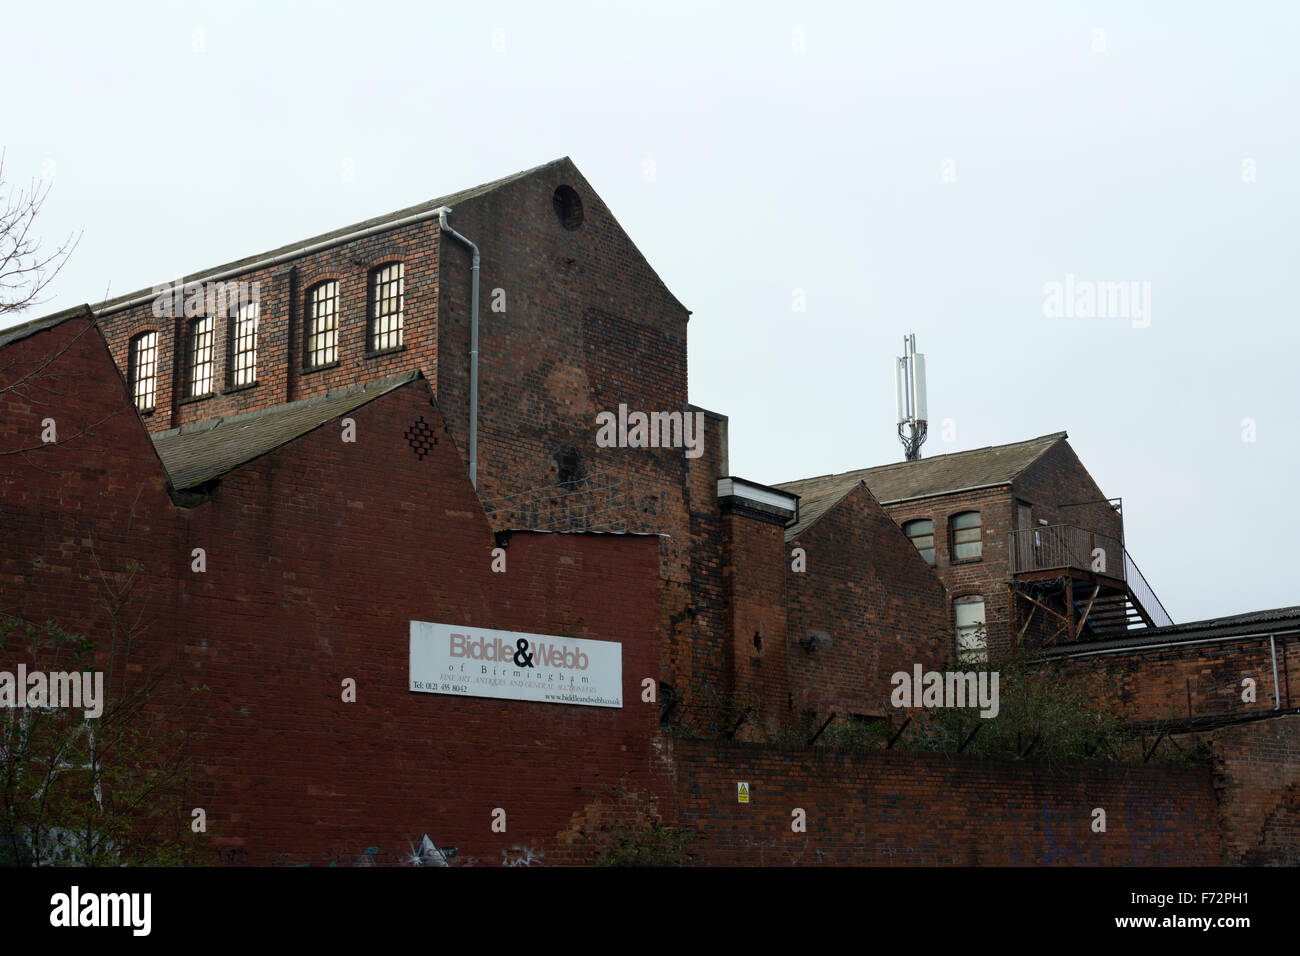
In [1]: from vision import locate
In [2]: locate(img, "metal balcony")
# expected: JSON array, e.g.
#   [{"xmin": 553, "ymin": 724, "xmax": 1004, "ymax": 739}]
[{"xmin": 1008, "ymin": 524, "xmax": 1172, "ymax": 634}]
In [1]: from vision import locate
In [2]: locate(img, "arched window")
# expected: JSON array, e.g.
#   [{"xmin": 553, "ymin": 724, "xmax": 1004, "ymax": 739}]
[
  {"xmin": 950, "ymin": 510, "xmax": 983, "ymax": 560},
  {"xmin": 128, "ymin": 331, "xmax": 158, "ymax": 412},
  {"xmin": 229, "ymin": 298, "xmax": 259, "ymax": 387},
  {"xmin": 306, "ymin": 281, "xmax": 339, "ymax": 367},
  {"xmin": 369, "ymin": 262, "xmax": 404, "ymax": 353},
  {"xmin": 903, "ymin": 518, "xmax": 935, "ymax": 565},
  {"xmin": 186, "ymin": 316, "xmax": 215, "ymax": 397},
  {"xmin": 954, "ymin": 595, "xmax": 987, "ymax": 663}
]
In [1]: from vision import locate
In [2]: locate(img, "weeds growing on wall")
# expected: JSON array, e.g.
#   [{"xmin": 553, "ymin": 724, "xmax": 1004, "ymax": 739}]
[{"xmin": 577, "ymin": 775, "xmax": 696, "ymax": 867}]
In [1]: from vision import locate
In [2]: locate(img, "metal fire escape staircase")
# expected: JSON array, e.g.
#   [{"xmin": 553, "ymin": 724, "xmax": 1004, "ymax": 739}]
[{"xmin": 1008, "ymin": 524, "xmax": 1173, "ymax": 645}]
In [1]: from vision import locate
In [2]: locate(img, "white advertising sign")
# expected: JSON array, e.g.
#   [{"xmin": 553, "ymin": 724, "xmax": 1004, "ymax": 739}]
[{"xmin": 409, "ymin": 621, "xmax": 623, "ymax": 708}]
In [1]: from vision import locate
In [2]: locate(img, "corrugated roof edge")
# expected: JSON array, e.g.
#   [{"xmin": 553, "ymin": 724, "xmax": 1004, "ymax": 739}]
[
  {"xmin": 1039, "ymin": 605, "xmax": 1300, "ymax": 656},
  {"xmin": 499, "ymin": 529, "xmax": 670, "ymax": 538}
]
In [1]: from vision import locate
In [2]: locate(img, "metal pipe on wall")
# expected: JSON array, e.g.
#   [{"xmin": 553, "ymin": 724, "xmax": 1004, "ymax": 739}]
[{"xmin": 437, "ymin": 207, "xmax": 481, "ymax": 490}]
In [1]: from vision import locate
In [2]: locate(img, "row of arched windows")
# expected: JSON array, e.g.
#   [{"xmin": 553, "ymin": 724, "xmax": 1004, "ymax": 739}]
[
  {"xmin": 127, "ymin": 262, "xmax": 406, "ymax": 412},
  {"xmin": 902, "ymin": 511, "xmax": 983, "ymax": 566}
]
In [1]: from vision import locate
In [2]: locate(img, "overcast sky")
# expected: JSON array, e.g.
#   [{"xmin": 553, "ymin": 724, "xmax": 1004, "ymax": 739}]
[{"xmin": 4, "ymin": 1, "xmax": 1296, "ymax": 624}]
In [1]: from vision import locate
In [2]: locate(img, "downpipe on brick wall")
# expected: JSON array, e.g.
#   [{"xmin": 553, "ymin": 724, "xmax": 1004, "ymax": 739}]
[
  {"xmin": 437, "ymin": 207, "xmax": 480, "ymax": 490},
  {"xmin": 1270, "ymin": 634, "xmax": 1280, "ymax": 710}
]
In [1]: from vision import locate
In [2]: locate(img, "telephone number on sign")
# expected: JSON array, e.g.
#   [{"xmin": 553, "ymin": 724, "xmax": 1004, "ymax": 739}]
[{"xmin": 412, "ymin": 681, "xmax": 468, "ymax": 693}]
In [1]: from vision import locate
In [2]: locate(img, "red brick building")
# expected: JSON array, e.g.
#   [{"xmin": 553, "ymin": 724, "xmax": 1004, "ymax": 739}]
[
  {"xmin": 0, "ymin": 159, "xmax": 951, "ymax": 862},
  {"xmin": 74, "ymin": 156, "xmax": 954, "ymax": 735},
  {"xmin": 1, "ymin": 159, "xmax": 1294, "ymax": 865},
  {"xmin": 0, "ymin": 311, "xmax": 675, "ymax": 865},
  {"xmin": 778, "ymin": 432, "xmax": 1172, "ymax": 662}
]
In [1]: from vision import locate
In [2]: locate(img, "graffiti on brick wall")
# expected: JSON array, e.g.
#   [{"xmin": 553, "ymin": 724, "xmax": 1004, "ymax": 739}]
[
  {"xmin": 261, "ymin": 834, "xmax": 466, "ymax": 867},
  {"xmin": 263, "ymin": 834, "xmax": 549, "ymax": 866},
  {"xmin": 501, "ymin": 844, "xmax": 545, "ymax": 866},
  {"xmin": 880, "ymin": 846, "xmax": 963, "ymax": 866}
]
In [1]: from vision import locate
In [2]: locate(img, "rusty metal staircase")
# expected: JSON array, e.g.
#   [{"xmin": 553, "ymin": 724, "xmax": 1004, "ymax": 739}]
[{"xmin": 1009, "ymin": 525, "xmax": 1172, "ymax": 645}]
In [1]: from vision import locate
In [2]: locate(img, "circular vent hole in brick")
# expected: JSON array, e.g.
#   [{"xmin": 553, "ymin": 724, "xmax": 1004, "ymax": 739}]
[{"xmin": 552, "ymin": 185, "xmax": 584, "ymax": 230}]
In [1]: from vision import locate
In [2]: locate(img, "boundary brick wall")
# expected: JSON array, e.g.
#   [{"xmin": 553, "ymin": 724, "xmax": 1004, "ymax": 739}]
[
  {"xmin": 674, "ymin": 739, "xmax": 1221, "ymax": 866},
  {"xmin": 1211, "ymin": 714, "xmax": 1300, "ymax": 865},
  {"xmin": 1050, "ymin": 638, "xmax": 1300, "ymax": 865}
]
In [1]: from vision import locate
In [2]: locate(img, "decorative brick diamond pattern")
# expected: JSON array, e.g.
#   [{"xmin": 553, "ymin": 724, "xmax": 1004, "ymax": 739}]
[{"xmin": 405, "ymin": 415, "xmax": 437, "ymax": 460}]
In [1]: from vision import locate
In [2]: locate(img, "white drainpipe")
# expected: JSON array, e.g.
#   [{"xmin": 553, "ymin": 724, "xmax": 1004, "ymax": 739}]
[{"xmin": 437, "ymin": 208, "xmax": 480, "ymax": 490}]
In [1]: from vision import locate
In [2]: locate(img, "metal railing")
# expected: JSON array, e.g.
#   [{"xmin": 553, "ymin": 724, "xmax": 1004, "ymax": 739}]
[
  {"xmin": 1007, "ymin": 524, "xmax": 1172, "ymax": 629},
  {"xmin": 1008, "ymin": 524, "xmax": 1123, "ymax": 577},
  {"xmin": 1121, "ymin": 549, "xmax": 1173, "ymax": 629}
]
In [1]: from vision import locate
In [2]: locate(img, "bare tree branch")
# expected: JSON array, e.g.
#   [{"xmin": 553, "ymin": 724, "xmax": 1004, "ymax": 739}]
[{"xmin": 0, "ymin": 149, "xmax": 81, "ymax": 316}]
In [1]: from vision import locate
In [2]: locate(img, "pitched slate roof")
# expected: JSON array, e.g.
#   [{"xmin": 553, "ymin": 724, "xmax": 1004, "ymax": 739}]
[
  {"xmin": 775, "ymin": 432, "xmax": 1067, "ymax": 540},
  {"xmin": 0, "ymin": 159, "xmax": 569, "ymax": 342},
  {"xmin": 92, "ymin": 158, "xmax": 568, "ymax": 316},
  {"xmin": 151, "ymin": 371, "xmax": 422, "ymax": 490}
]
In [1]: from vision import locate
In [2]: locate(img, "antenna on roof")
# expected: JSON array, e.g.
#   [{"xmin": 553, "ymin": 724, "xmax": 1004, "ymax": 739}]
[{"xmin": 894, "ymin": 333, "xmax": 928, "ymax": 461}]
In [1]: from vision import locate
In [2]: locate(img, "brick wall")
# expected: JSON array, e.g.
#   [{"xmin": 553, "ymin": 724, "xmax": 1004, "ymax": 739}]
[
  {"xmin": 883, "ymin": 486, "xmax": 1013, "ymax": 657},
  {"xmin": 674, "ymin": 739, "xmax": 1221, "ymax": 865},
  {"xmin": 1211, "ymin": 715, "xmax": 1300, "ymax": 865},
  {"xmin": 1054, "ymin": 635, "xmax": 1298, "ymax": 722},
  {"xmin": 431, "ymin": 162, "xmax": 708, "ymax": 714},
  {"xmin": 97, "ymin": 223, "xmax": 441, "ymax": 434},
  {"xmin": 0, "ymin": 315, "xmax": 184, "ymax": 668},
  {"xmin": 720, "ymin": 508, "xmax": 790, "ymax": 735},
  {"xmin": 877, "ymin": 439, "xmax": 1132, "ymax": 658},
  {"xmin": 1, "ymin": 321, "xmax": 678, "ymax": 865},
  {"xmin": 1014, "ymin": 440, "xmax": 1122, "ymax": 544},
  {"xmin": 93, "ymin": 159, "xmax": 717, "ymax": 716},
  {"xmin": 787, "ymin": 483, "xmax": 948, "ymax": 719},
  {"xmin": 172, "ymin": 379, "xmax": 676, "ymax": 864},
  {"xmin": 1051, "ymin": 638, "xmax": 1300, "ymax": 865}
]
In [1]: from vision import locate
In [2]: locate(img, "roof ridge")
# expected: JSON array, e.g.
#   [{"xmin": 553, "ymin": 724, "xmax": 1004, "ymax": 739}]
[
  {"xmin": 780, "ymin": 477, "xmax": 870, "ymax": 541},
  {"xmin": 775, "ymin": 431, "xmax": 1067, "ymax": 489},
  {"xmin": 75, "ymin": 158, "xmax": 569, "ymax": 318}
]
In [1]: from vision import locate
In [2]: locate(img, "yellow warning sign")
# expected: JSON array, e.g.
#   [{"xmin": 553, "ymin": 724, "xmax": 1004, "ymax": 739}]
[{"xmin": 737, "ymin": 782, "xmax": 750, "ymax": 804}]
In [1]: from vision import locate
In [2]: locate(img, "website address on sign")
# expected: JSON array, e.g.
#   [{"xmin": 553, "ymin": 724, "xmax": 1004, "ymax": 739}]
[
  {"xmin": 545, "ymin": 692, "xmax": 621, "ymax": 706},
  {"xmin": 1114, "ymin": 915, "xmax": 1250, "ymax": 929}
]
